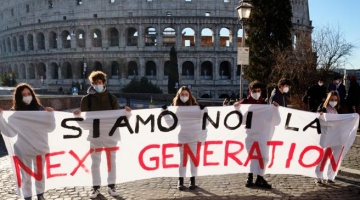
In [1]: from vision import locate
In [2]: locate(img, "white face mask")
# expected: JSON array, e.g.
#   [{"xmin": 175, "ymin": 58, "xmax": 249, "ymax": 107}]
[
  {"xmin": 251, "ymin": 92, "xmax": 261, "ymax": 100},
  {"xmin": 283, "ymin": 87, "xmax": 289, "ymax": 93},
  {"xmin": 318, "ymin": 82, "xmax": 323, "ymax": 86},
  {"xmin": 22, "ymin": 96, "xmax": 33, "ymax": 105},
  {"xmin": 329, "ymin": 101, "xmax": 337, "ymax": 108},
  {"xmin": 180, "ymin": 96, "xmax": 189, "ymax": 103},
  {"xmin": 93, "ymin": 85, "xmax": 104, "ymax": 93}
]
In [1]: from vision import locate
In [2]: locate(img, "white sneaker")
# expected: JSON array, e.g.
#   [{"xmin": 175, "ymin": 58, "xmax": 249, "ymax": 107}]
[
  {"xmin": 108, "ymin": 187, "xmax": 119, "ymax": 197},
  {"xmin": 90, "ymin": 189, "xmax": 100, "ymax": 199}
]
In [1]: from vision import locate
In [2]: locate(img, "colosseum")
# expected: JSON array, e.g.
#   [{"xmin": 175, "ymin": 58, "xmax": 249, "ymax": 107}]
[{"xmin": 0, "ymin": 0, "xmax": 312, "ymax": 98}]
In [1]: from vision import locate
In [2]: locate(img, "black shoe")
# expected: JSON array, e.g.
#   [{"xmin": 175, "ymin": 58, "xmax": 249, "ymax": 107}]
[
  {"xmin": 245, "ymin": 173, "xmax": 254, "ymax": 187},
  {"xmin": 189, "ymin": 177, "xmax": 197, "ymax": 190},
  {"xmin": 255, "ymin": 176, "xmax": 272, "ymax": 189},
  {"xmin": 177, "ymin": 177, "xmax": 186, "ymax": 190},
  {"xmin": 24, "ymin": 198, "xmax": 31, "ymax": 200},
  {"xmin": 37, "ymin": 193, "xmax": 45, "ymax": 200}
]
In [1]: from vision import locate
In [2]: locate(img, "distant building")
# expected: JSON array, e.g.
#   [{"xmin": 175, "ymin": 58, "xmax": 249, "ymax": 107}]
[{"xmin": 0, "ymin": 0, "xmax": 312, "ymax": 98}]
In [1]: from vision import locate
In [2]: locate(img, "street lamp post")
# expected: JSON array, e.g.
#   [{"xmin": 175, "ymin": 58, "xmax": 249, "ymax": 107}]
[{"xmin": 236, "ymin": 0, "xmax": 252, "ymax": 99}]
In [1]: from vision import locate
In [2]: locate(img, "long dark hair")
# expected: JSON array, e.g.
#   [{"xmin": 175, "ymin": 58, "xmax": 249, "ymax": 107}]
[
  {"xmin": 172, "ymin": 86, "xmax": 197, "ymax": 106},
  {"xmin": 12, "ymin": 83, "xmax": 42, "ymax": 110}
]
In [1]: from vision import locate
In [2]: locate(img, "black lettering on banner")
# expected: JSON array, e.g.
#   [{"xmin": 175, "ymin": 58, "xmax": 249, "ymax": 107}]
[
  {"xmin": 135, "ymin": 114, "xmax": 155, "ymax": 133},
  {"xmin": 245, "ymin": 111, "xmax": 253, "ymax": 129},
  {"xmin": 224, "ymin": 110, "xmax": 242, "ymax": 130},
  {"xmin": 61, "ymin": 118, "xmax": 84, "ymax": 139},
  {"xmin": 202, "ymin": 111, "xmax": 220, "ymax": 130},
  {"xmin": 285, "ymin": 113, "xmax": 299, "ymax": 131},
  {"xmin": 109, "ymin": 116, "xmax": 134, "ymax": 136},
  {"xmin": 157, "ymin": 110, "xmax": 178, "ymax": 132},
  {"xmin": 93, "ymin": 119, "xmax": 100, "ymax": 138},
  {"xmin": 303, "ymin": 118, "xmax": 321, "ymax": 134}
]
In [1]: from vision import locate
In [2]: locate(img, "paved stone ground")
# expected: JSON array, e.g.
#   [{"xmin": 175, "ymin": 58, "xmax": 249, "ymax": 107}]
[{"xmin": 1, "ymin": 137, "xmax": 360, "ymax": 200}]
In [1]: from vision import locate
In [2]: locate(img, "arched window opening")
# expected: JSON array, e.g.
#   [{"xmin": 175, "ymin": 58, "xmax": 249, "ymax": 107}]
[
  {"xmin": 145, "ymin": 27, "xmax": 157, "ymax": 46},
  {"xmin": 181, "ymin": 28, "xmax": 195, "ymax": 47},
  {"xmin": 163, "ymin": 27, "xmax": 176, "ymax": 47},
  {"xmin": 182, "ymin": 61, "xmax": 194, "ymax": 80}
]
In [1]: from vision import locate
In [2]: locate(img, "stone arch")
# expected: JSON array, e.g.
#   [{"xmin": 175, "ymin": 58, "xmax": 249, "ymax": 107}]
[
  {"xmin": 181, "ymin": 28, "xmax": 195, "ymax": 47},
  {"xmin": 219, "ymin": 61, "xmax": 231, "ymax": 79},
  {"xmin": 219, "ymin": 27, "xmax": 232, "ymax": 47},
  {"xmin": 12, "ymin": 36, "xmax": 17, "ymax": 52},
  {"xmin": 145, "ymin": 61, "xmax": 156, "ymax": 77},
  {"xmin": 13, "ymin": 64, "xmax": 19, "ymax": 78},
  {"xmin": 108, "ymin": 28, "xmax": 119, "ymax": 47},
  {"xmin": 164, "ymin": 61, "xmax": 171, "ymax": 76},
  {"xmin": 182, "ymin": 61, "xmax": 194, "ymax": 80},
  {"xmin": 2, "ymin": 39, "xmax": 6, "ymax": 53},
  {"xmin": 37, "ymin": 63, "xmax": 46, "ymax": 79},
  {"xmin": 50, "ymin": 62, "xmax": 59, "ymax": 79},
  {"xmin": 127, "ymin": 61, "xmax": 138, "ymax": 76},
  {"xmin": 163, "ymin": 27, "xmax": 176, "ymax": 47},
  {"xmin": 145, "ymin": 27, "xmax": 156, "ymax": 46},
  {"xmin": 93, "ymin": 61, "xmax": 103, "ymax": 71},
  {"xmin": 61, "ymin": 30, "xmax": 71, "ymax": 48},
  {"xmin": 76, "ymin": 29, "xmax": 86, "ymax": 48},
  {"xmin": 27, "ymin": 34, "xmax": 34, "ymax": 51},
  {"xmin": 126, "ymin": 27, "xmax": 138, "ymax": 46},
  {"xmin": 62, "ymin": 62, "xmax": 72, "ymax": 79},
  {"xmin": 201, "ymin": 61, "xmax": 213, "ymax": 79},
  {"xmin": 111, "ymin": 61, "xmax": 120, "ymax": 78},
  {"xmin": 91, "ymin": 29, "xmax": 102, "ymax": 47},
  {"xmin": 19, "ymin": 35, "xmax": 25, "ymax": 51},
  {"xmin": 6, "ymin": 37, "xmax": 11, "ymax": 52},
  {"xmin": 36, "ymin": 32, "xmax": 45, "ymax": 50},
  {"xmin": 49, "ymin": 31, "xmax": 57, "ymax": 49},
  {"xmin": 201, "ymin": 28, "xmax": 214, "ymax": 47},
  {"xmin": 19, "ymin": 63, "xmax": 26, "ymax": 79},
  {"xmin": 28, "ymin": 63, "xmax": 35, "ymax": 79}
]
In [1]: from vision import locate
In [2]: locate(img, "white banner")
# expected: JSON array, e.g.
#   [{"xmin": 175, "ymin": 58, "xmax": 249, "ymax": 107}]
[{"xmin": 0, "ymin": 105, "xmax": 358, "ymax": 197}]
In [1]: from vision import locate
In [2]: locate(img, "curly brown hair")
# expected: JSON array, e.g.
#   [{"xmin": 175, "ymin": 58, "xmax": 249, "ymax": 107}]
[
  {"xmin": 12, "ymin": 83, "xmax": 42, "ymax": 110},
  {"xmin": 88, "ymin": 71, "xmax": 107, "ymax": 84}
]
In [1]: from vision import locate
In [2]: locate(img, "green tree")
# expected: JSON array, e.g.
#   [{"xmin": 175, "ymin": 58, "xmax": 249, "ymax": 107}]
[
  {"xmin": 244, "ymin": 0, "xmax": 293, "ymax": 86},
  {"xmin": 168, "ymin": 46, "xmax": 179, "ymax": 94},
  {"xmin": 122, "ymin": 77, "xmax": 162, "ymax": 93},
  {"xmin": 0, "ymin": 72, "xmax": 17, "ymax": 86}
]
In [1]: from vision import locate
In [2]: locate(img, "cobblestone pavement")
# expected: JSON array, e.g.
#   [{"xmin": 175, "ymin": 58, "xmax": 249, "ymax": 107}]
[{"xmin": 1, "ymin": 138, "xmax": 360, "ymax": 200}]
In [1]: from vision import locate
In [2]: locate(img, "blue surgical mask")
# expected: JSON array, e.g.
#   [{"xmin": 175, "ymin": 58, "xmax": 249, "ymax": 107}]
[{"xmin": 93, "ymin": 85, "xmax": 104, "ymax": 93}]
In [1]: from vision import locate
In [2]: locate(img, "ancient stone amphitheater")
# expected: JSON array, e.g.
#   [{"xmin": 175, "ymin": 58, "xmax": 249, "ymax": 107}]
[{"xmin": 0, "ymin": 0, "xmax": 312, "ymax": 98}]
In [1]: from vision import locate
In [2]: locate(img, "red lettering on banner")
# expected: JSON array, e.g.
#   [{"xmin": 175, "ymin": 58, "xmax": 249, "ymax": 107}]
[
  {"xmin": 162, "ymin": 143, "xmax": 182, "ymax": 168},
  {"xmin": 183, "ymin": 142, "xmax": 201, "ymax": 167},
  {"xmin": 69, "ymin": 149, "xmax": 94, "ymax": 176},
  {"xmin": 224, "ymin": 140, "xmax": 244, "ymax": 166},
  {"xmin": 298, "ymin": 145, "xmax": 323, "ymax": 168},
  {"xmin": 286, "ymin": 143, "xmax": 296, "ymax": 168},
  {"xmin": 320, "ymin": 146, "xmax": 344, "ymax": 172},
  {"xmin": 243, "ymin": 141, "xmax": 264, "ymax": 169},
  {"xmin": 204, "ymin": 141, "xmax": 223, "ymax": 166},
  {"xmin": 45, "ymin": 151, "xmax": 67, "ymax": 179},
  {"xmin": 267, "ymin": 141, "xmax": 284, "ymax": 168},
  {"xmin": 13, "ymin": 155, "xmax": 43, "ymax": 187},
  {"xmin": 138, "ymin": 144, "xmax": 160, "ymax": 171},
  {"xmin": 95, "ymin": 147, "xmax": 120, "ymax": 172}
]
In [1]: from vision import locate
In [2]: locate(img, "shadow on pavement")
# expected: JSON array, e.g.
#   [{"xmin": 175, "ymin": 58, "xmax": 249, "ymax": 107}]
[{"xmin": 0, "ymin": 136, "xmax": 9, "ymax": 157}]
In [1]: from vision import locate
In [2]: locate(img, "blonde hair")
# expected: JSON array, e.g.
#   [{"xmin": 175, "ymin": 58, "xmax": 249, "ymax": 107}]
[{"xmin": 323, "ymin": 90, "xmax": 341, "ymax": 109}]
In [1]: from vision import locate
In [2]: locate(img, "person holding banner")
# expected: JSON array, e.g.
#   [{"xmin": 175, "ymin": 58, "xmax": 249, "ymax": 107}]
[
  {"xmin": 317, "ymin": 91, "xmax": 342, "ymax": 114},
  {"xmin": 269, "ymin": 78, "xmax": 291, "ymax": 107},
  {"xmin": 234, "ymin": 80, "xmax": 275, "ymax": 189},
  {"xmin": 171, "ymin": 86, "xmax": 199, "ymax": 190},
  {"xmin": 0, "ymin": 83, "xmax": 54, "ymax": 200},
  {"xmin": 73, "ymin": 71, "xmax": 130, "ymax": 199},
  {"xmin": 316, "ymin": 90, "xmax": 341, "ymax": 184}
]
